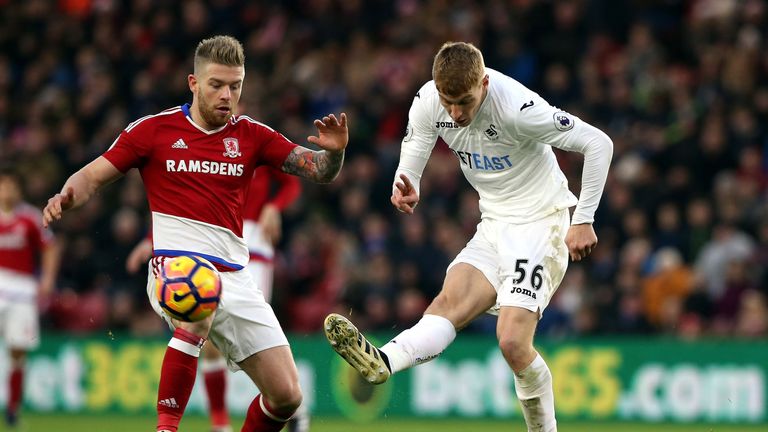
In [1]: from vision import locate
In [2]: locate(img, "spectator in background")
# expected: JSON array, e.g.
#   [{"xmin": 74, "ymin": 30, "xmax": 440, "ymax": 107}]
[
  {"xmin": 0, "ymin": 0, "xmax": 765, "ymax": 339},
  {"xmin": 0, "ymin": 168, "xmax": 61, "ymax": 427},
  {"xmin": 641, "ymin": 247, "xmax": 694, "ymax": 332}
]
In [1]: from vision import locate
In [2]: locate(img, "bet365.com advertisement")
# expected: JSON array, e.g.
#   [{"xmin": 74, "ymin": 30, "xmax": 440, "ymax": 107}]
[{"xmin": 2, "ymin": 335, "xmax": 765, "ymax": 423}]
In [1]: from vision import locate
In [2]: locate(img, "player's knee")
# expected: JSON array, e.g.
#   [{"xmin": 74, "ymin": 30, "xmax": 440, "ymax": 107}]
[
  {"xmin": 498, "ymin": 334, "xmax": 531, "ymax": 363},
  {"xmin": 174, "ymin": 313, "xmax": 214, "ymax": 338},
  {"xmin": 9, "ymin": 350, "xmax": 27, "ymax": 368},
  {"xmin": 425, "ymin": 294, "xmax": 464, "ymax": 325},
  {"xmin": 265, "ymin": 382, "xmax": 303, "ymax": 414}
]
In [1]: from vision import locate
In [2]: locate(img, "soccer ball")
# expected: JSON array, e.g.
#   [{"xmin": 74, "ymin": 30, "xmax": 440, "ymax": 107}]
[{"xmin": 155, "ymin": 255, "xmax": 222, "ymax": 322}]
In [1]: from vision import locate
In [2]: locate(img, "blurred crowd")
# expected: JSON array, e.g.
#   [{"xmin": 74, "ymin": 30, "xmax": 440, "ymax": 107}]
[{"xmin": 1, "ymin": 0, "xmax": 767, "ymax": 339}]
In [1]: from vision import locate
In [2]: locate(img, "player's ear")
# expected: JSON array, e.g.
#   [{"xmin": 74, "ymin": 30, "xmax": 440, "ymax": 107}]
[{"xmin": 188, "ymin": 74, "xmax": 197, "ymax": 92}]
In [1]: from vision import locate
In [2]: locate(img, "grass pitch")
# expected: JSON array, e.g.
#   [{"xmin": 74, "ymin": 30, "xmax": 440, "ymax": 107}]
[{"xmin": 11, "ymin": 413, "xmax": 768, "ymax": 431}]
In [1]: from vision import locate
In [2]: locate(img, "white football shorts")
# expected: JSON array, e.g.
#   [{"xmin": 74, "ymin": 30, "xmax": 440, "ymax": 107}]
[
  {"xmin": 448, "ymin": 208, "xmax": 570, "ymax": 316},
  {"xmin": 146, "ymin": 261, "xmax": 288, "ymax": 371},
  {"xmin": 243, "ymin": 220, "xmax": 275, "ymax": 302},
  {"xmin": 0, "ymin": 269, "xmax": 40, "ymax": 350}
]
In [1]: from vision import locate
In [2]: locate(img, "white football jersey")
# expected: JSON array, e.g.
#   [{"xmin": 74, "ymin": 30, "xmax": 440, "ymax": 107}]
[{"xmin": 396, "ymin": 68, "xmax": 612, "ymax": 224}]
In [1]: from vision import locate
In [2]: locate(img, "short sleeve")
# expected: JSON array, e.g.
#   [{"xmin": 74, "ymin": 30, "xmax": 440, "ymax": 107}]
[
  {"xmin": 254, "ymin": 125, "xmax": 297, "ymax": 169},
  {"xmin": 102, "ymin": 127, "xmax": 151, "ymax": 173}
]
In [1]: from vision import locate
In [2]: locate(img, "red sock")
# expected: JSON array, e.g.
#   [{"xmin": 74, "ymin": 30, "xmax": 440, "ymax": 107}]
[
  {"xmin": 203, "ymin": 365, "xmax": 229, "ymax": 428},
  {"xmin": 241, "ymin": 394, "xmax": 293, "ymax": 432},
  {"xmin": 7, "ymin": 367, "xmax": 22, "ymax": 415},
  {"xmin": 157, "ymin": 328, "xmax": 205, "ymax": 432}
]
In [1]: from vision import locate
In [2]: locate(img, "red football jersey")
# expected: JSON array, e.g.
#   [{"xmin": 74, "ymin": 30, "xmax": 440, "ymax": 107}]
[
  {"xmin": 243, "ymin": 166, "xmax": 302, "ymax": 222},
  {"xmin": 103, "ymin": 104, "xmax": 297, "ymax": 270},
  {"xmin": 0, "ymin": 203, "xmax": 53, "ymax": 275}
]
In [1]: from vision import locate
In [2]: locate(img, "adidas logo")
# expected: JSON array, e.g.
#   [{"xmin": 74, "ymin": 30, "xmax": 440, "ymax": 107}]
[
  {"xmin": 171, "ymin": 139, "xmax": 188, "ymax": 149},
  {"xmin": 158, "ymin": 397, "xmax": 180, "ymax": 409}
]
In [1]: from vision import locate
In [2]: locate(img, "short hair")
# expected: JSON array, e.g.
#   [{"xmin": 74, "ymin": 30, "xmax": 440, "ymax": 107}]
[
  {"xmin": 432, "ymin": 42, "xmax": 485, "ymax": 96},
  {"xmin": 194, "ymin": 35, "xmax": 245, "ymax": 74},
  {"xmin": 0, "ymin": 166, "xmax": 21, "ymax": 187}
]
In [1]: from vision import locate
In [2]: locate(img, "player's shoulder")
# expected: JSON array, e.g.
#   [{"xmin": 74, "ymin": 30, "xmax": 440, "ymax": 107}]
[
  {"xmin": 486, "ymin": 68, "xmax": 540, "ymax": 113},
  {"xmin": 15, "ymin": 203, "xmax": 43, "ymax": 225},
  {"xmin": 124, "ymin": 106, "xmax": 184, "ymax": 134},
  {"xmin": 414, "ymin": 80, "xmax": 439, "ymax": 101},
  {"xmin": 230, "ymin": 114, "xmax": 277, "ymax": 133},
  {"xmin": 408, "ymin": 81, "xmax": 441, "ymax": 118}
]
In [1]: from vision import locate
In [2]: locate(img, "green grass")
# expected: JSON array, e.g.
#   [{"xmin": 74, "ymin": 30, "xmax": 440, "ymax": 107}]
[{"xmin": 10, "ymin": 414, "xmax": 768, "ymax": 432}]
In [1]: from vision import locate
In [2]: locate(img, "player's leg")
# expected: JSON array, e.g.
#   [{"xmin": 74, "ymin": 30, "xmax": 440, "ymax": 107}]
[
  {"xmin": 498, "ymin": 307, "xmax": 555, "ymax": 431},
  {"xmin": 202, "ymin": 343, "xmax": 230, "ymax": 432},
  {"xmin": 3, "ymin": 297, "xmax": 40, "ymax": 427},
  {"xmin": 495, "ymin": 209, "xmax": 570, "ymax": 432},
  {"xmin": 247, "ymin": 230, "xmax": 309, "ymax": 431},
  {"xmin": 324, "ymin": 262, "xmax": 497, "ymax": 383},
  {"xmin": 204, "ymin": 268, "xmax": 300, "ymax": 431},
  {"xmin": 286, "ymin": 398, "xmax": 310, "ymax": 432},
  {"xmin": 5, "ymin": 349, "xmax": 26, "ymax": 427},
  {"xmin": 147, "ymin": 258, "xmax": 214, "ymax": 432},
  {"xmin": 156, "ymin": 316, "xmax": 213, "ymax": 432},
  {"xmin": 238, "ymin": 346, "xmax": 303, "ymax": 432}
]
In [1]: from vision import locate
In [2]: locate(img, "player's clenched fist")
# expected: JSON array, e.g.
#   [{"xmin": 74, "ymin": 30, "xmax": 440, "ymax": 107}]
[{"xmin": 42, "ymin": 187, "xmax": 74, "ymax": 228}]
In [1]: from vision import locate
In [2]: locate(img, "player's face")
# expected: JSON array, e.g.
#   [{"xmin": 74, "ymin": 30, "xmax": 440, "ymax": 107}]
[
  {"xmin": 438, "ymin": 75, "xmax": 489, "ymax": 127},
  {"xmin": 190, "ymin": 62, "xmax": 245, "ymax": 129},
  {"xmin": 0, "ymin": 176, "xmax": 21, "ymax": 210}
]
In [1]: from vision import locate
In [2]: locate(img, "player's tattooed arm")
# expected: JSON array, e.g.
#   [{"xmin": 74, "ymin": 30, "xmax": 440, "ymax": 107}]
[
  {"xmin": 282, "ymin": 112, "xmax": 348, "ymax": 183},
  {"xmin": 282, "ymin": 147, "xmax": 344, "ymax": 183}
]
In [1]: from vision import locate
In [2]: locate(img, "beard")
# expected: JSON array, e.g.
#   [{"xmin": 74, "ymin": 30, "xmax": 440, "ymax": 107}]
[{"xmin": 198, "ymin": 93, "xmax": 233, "ymax": 128}]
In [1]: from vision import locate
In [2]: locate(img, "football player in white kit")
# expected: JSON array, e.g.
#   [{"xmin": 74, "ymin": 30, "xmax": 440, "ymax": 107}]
[{"xmin": 324, "ymin": 42, "xmax": 613, "ymax": 432}]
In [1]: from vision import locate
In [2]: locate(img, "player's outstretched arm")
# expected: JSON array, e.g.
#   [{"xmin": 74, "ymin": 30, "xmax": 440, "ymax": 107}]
[
  {"xmin": 43, "ymin": 156, "xmax": 123, "ymax": 227},
  {"xmin": 282, "ymin": 113, "xmax": 348, "ymax": 183}
]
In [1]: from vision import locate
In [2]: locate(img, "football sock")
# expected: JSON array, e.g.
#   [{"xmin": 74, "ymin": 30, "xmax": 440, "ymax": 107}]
[
  {"xmin": 7, "ymin": 367, "xmax": 22, "ymax": 417},
  {"xmin": 514, "ymin": 353, "xmax": 557, "ymax": 432},
  {"xmin": 202, "ymin": 357, "xmax": 229, "ymax": 428},
  {"xmin": 241, "ymin": 394, "xmax": 294, "ymax": 432},
  {"xmin": 381, "ymin": 314, "xmax": 456, "ymax": 373},
  {"xmin": 287, "ymin": 400, "xmax": 311, "ymax": 432},
  {"xmin": 156, "ymin": 328, "xmax": 205, "ymax": 432}
]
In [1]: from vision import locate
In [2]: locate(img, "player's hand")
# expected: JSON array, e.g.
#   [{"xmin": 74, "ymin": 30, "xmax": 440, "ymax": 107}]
[
  {"xmin": 259, "ymin": 204, "xmax": 282, "ymax": 245},
  {"xmin": 42, "ymin": 187, "xmax": 75, "ymax": 228},
  {"xmin": 307, "ymin": 113, "xmax": 348, "ymax": 153},
  {"xmin": 126, "ymin": 238, "xmax": 153, "ymax": 274},
  {"xmin": 391, "ymin": 174, "xmax": 419, "ymax": 214},
  {"xmin": 565, "ymin": 223, "xmax": 597, "ymax": 261}
]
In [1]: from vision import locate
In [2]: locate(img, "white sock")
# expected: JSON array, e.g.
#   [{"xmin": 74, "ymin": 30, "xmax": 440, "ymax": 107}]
[
  {"xmin": 380, "ymin": 314, "xmax": 456, "ymax": 373},
  {"xmin": 514, "ymin": 353, "xmax": 557, "ymax": 432},
  {"xmin": 200, "ymin": 356, "xmax": 228, "ymax": 372}
]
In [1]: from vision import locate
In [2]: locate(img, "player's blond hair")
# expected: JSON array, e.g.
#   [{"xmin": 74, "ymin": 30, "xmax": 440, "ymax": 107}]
[
  {"xmin": 432, "ymin": 42, "xmax": 485, "ymax": 96},
  {"xmin": 194, "ymin": 35, "xmax": 245, "ymax": 73}
]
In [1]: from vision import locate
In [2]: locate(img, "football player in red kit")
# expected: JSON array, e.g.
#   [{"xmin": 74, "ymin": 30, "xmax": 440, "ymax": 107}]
[
  {"xmin": 127, "ymin": 166, "xmax": 307, "ymax": 432},
  {"xmin": 44, "ymin": 35, "xmax": 346, "ymax": 432},
  {"xmin": 0, "ymin": 169, "xmax": 61, "ymax": 427}
]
